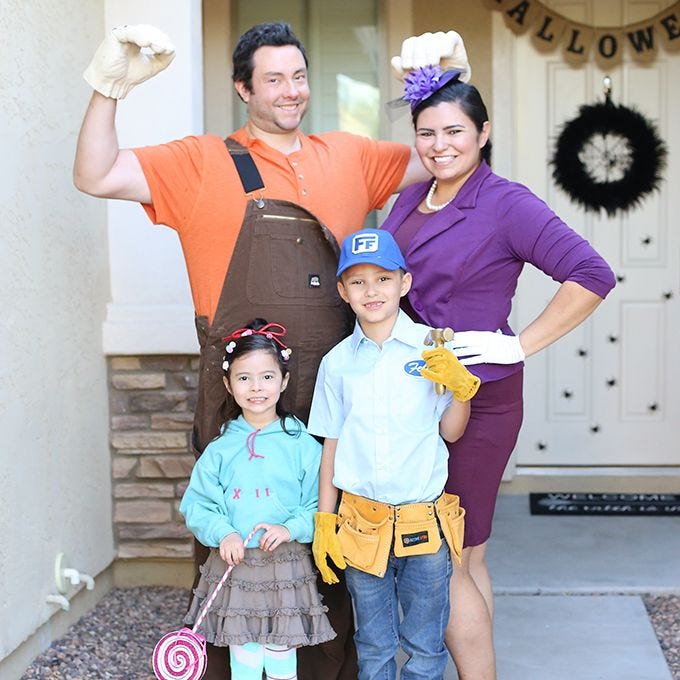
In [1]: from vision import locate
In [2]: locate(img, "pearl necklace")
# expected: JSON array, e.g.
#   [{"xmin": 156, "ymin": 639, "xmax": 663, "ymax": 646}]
[{"xmin": 425, "ymin": 180, "xmax": 455, "ymax": 212}]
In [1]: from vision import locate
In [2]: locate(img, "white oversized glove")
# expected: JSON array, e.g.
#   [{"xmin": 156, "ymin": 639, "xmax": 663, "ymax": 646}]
[
  {"xmin": 83, "ymin": 24, "xmax": 175, "ymax": 99},
  {"xmin": 452, "ymin": 330, "xmax": 525, "ymax": 366},
  {"xmin": 391, "ymin": 30, "xmax": 471, "ymax": 82}
]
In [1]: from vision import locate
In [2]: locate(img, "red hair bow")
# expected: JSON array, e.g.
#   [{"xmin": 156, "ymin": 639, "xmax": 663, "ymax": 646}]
[{"xmin": 222, "ymin": 323, "xmax": 289, "ymax": 351}]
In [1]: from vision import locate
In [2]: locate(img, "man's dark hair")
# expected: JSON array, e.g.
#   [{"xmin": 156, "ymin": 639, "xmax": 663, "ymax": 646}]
[{"xmin": 232, "ymin": 22, "xmax": 307, "ymax": 92}]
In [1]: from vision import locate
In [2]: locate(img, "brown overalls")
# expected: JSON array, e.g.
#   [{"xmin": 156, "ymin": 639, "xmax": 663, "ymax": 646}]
[{"xmin": 194, "ymin": 139, "xmax": 357, "ymax": 680}]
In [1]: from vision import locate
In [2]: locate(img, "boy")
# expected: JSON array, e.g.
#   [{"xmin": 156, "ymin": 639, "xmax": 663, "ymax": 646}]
[{"xmin": 307, "ymin": 228, "xmax": 480, "ymax": 680}]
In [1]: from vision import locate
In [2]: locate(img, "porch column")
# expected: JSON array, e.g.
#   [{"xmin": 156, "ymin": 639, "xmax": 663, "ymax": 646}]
[{"xmin": 102, "ymin": 0, "xmax": 203, "ymax": 354}]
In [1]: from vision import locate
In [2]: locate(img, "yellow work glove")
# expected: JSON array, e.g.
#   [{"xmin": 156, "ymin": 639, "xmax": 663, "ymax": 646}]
[
  {"xmin": 312, "ymin": 512, "xmax": 346, "ymax": 585},
  {"xmin": 421, "ymin": 347, "xmax": 481, "ymax": 402}
]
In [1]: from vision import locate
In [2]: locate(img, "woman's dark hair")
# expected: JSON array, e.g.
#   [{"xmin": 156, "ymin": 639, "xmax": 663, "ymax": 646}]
[
  {"xmin": 412, "ymin": 79, "xmax": 492, "ymax": 166},
  {"xmin": 220, "ymin": 318, "xmax": 298, "ymax": 435},
  {"xmin": 232, "ymin": 22, "xmax": 307, "ymax": 93}
]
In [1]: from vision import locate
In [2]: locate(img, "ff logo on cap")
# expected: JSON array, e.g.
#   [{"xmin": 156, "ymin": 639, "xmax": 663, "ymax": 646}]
[
  {"xmin": 352, "ymin": 232, "xmax": 380, "ymax": 254},
  {"xmin": 337, "ymin": 228, "xmax": 407, "ymax": 277}
]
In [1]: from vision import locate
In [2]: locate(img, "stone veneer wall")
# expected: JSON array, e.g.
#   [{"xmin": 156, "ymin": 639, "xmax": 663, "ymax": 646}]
[{"xmin": 109, "ymin": 355, "xmax": 200, "ymax": 561}]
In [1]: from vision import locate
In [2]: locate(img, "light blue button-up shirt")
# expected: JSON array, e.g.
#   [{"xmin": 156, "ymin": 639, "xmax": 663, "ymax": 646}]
[{"xmin": 308, "ymin": 310, "xmax": 452, "ymax": 505}]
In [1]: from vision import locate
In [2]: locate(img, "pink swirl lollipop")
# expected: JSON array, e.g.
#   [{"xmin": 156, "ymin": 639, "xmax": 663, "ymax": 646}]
[
  {"xmin": 153, "ymin": 628, "xmax": 207, "ymax": 680},
  {"xmin": 152, "ymin": 528, "xmax": 258, "ymax": 680}
]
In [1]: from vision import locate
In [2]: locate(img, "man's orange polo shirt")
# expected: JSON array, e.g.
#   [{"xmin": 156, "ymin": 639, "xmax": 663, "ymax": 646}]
[{"xmin": 133, "ymin": 127, "xmax": 410, "ymax": 323}]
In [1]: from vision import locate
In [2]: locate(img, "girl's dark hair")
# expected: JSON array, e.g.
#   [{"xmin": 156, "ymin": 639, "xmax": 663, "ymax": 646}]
[
  {"xmin": 232, "ymin": 22, "xmax": 307, "ymax": 93},
  {"xmin": 412, "ymin": 79, "xmax": 492, "ymax": 166},
  {"xmin": 220, "ymin": 318, "xmax": 299, "ymax": 435}
]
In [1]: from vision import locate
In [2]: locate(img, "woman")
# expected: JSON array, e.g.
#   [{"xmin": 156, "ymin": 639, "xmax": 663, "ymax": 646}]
[{"xmin": 381, "ymin": 66, "xmax": 616, "ymax": 679}]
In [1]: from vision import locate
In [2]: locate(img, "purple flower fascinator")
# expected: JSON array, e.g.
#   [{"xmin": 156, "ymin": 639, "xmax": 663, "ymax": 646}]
[{"xmin": 403, "ymin": 65, "xmax": 461, "ymax": 111}]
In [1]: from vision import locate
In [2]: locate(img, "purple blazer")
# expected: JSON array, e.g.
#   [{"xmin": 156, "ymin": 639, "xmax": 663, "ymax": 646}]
[{"xmin": 381, "ymin": 161, "xmax": 616, "ymax": 382}]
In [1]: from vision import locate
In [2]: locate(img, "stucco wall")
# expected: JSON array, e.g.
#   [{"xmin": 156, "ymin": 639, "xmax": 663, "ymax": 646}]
[{"xmin": 0, "ymin": 0, "xmax": 114, "ymax": 661}]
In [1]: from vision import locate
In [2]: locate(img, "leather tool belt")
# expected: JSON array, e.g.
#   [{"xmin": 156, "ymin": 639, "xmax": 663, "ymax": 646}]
[{"xmin": 336, "ymin": 490, "xmax": 465, "ymax": 578}]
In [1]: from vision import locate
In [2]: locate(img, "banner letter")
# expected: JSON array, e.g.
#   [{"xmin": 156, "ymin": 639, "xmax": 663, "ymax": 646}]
[
  {"xmin": 658, "ymin": 4, "xmax": 680, "ymax": 51},
  {"xmin": 598, "ymin": 34, "xmax": 618, "ymax": 59},
  {"xmin": 626, "ymin": 23, "xmax": 657, "ymax": 62}
]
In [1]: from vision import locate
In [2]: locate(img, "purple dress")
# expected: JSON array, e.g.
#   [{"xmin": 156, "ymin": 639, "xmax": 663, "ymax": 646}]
[{"xmin": 382, "ymin": 161, "xmax": 615, "ymax": 546}]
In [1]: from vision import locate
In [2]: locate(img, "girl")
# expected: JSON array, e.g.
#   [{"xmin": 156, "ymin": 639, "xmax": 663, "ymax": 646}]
[{"xmin": 180, "ymin": 319, "xmax": 335, "ymax": 680}]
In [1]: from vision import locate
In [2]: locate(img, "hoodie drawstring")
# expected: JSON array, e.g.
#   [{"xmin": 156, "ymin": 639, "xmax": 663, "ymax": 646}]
[{"xmin": 246, "ymin": 429, "xmax": 264, "ymax": 461}]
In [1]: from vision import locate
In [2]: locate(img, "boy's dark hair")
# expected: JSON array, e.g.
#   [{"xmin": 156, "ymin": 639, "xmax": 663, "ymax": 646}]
[
  {"xmin": 412, "ymin": 79, "xmax": 493, "ymax": 166},
  {"xmin": 232, "ymin": 22, "xmax": 307, "ymax": 93},
  {"xmin": 220, "ymin": 318, "xmax": 299, "ymax": 435}
]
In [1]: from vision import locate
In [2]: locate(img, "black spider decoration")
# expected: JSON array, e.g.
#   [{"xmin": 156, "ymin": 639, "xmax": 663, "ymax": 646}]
[{"xmin": 551, "ymin": 93, "xmax": 667, "ymax": 216}]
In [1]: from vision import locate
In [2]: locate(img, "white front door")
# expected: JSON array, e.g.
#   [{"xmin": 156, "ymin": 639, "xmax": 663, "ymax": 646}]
[{"xmin": 495, "ymin": 0, "xmax": 680, "ymax": 467}]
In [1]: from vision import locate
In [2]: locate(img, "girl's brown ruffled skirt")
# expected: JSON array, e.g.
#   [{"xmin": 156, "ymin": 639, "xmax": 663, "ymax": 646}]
[{"xmin": 184, "ymin": 541, "xmax": 336, "ymax": 648}]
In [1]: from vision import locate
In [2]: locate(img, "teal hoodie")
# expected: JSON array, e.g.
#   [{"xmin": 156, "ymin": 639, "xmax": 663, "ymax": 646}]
[{"xmin": 180, "ymin": 415, "xmax": 321, "ymax": 548}]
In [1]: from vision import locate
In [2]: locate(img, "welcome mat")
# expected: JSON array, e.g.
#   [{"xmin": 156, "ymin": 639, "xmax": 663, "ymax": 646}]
[{"xmin": 529, "ymin": 492, "xmax": 680, "ymax": 516}]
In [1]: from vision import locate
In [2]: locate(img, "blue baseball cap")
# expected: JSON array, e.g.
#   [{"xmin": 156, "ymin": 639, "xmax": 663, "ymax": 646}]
[{"xmin": 337, "ymin": 229, "xmax": 407, "ymax": 277}]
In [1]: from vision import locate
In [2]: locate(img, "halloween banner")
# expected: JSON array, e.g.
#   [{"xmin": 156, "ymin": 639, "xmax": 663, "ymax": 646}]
[{"xmin": 482, "ymin": 0, "xmax": 680, "ymax": 66}]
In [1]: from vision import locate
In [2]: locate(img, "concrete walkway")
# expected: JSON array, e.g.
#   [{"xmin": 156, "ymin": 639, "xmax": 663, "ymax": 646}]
[{"xmin": 438, "ymin": 494, "xmax": 680, "ymax": 679}]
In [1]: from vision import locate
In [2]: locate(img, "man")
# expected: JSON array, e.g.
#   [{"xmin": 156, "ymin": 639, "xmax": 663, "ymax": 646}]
[{"xmin": 74, "ymin": 21, "xmax": 467, "ymax": 680}]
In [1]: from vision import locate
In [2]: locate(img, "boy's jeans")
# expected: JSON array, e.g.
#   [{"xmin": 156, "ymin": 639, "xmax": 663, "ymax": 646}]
[{"xmin": 344, "ymin": 542, "xmax": 452, "ymax": 680}]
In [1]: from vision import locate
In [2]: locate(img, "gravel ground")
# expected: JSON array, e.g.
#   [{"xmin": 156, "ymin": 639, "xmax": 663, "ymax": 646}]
[
  {"xmin": 20, "ymin": 588, "xmax": 680, "ymax": 679},
  {"xmin": 644, "ymin": 594, "xmax": 680, "ymax": 679},
  {"xmin": 21, "ymin": 588, "xmax": 187, "ymax": 680}
]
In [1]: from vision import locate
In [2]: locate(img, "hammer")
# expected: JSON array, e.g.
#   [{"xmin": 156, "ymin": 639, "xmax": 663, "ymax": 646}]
[{"xmin": 424, "ymin": 327, "xmax": 455, "ymax": 395}]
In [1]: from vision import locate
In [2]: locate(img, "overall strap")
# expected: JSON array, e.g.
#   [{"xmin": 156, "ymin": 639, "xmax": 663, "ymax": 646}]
[{"xmin": 225, "ymin": 137, "xmax": 265, "ymax": 194}]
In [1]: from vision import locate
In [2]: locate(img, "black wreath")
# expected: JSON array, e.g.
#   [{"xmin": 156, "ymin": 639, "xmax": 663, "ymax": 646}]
[{"xmin": 551, "ymin": 99, "xmax": 667, "ymax": 216}]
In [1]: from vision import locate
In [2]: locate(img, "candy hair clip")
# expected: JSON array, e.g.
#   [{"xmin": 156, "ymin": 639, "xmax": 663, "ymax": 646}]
[{"xmin": 222, "ymin": 341, "xmax": 237, "ymax": 371}]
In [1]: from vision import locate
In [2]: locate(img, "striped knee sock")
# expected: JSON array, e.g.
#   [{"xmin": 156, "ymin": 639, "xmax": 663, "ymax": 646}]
[
  {"xmin": 229, "ymin": 642, "xmax": 264, "ymax": 680},
  {"xmin": 263, "ymin": 644, "xmax": 297, "ymax": 680}
]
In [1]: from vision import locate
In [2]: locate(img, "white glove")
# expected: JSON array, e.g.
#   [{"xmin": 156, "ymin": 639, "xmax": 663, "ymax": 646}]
[
  {"xmin": 452, "ymin": 330, "xmax": 525, "ymax": 366},
  {"xmin": 83, "ymin": 24, "xmax": 175, "ymax": 99},
  {"xmin": 391, "ymin": 30, "xmax": 471, "ymax": 82}
]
